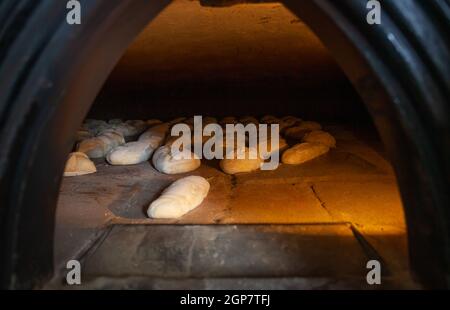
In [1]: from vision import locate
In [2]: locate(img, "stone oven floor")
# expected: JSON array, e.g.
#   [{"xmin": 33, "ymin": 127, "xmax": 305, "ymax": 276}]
[{"xmin": 51, "ymin": 125, "xmax": 416, "ymax": 289}]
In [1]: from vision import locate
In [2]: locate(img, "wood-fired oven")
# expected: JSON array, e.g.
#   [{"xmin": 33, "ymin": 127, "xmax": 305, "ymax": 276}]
[{"xmin": 0, "ymin": 0, "xmax": 449, "ymax": 290}]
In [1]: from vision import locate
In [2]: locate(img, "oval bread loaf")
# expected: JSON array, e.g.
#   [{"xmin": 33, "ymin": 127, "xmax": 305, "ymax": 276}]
[
  {"xmin": 220, "ymin": 147, "xmax": 262, "ymax": 174},
  {"xmin": 100, "ymin": 131, "xmax": 125, "ymax": 147},
  {"xmin": 282, "ymin": 142, "xmax": 329, "ymax": 165},
  {"xmin": 139, "ymin": 123, "xmax": 169, "ymax": 148},
  {"xmin": 77, "ymin": 137, "xmax": 108, "ymax": 158},
  {"xmin": 152, "ymin": 145, "xmax": 201, "ymax": 174},
  {"xmin": 147, "ymin": 176, "xmax": 210, "ymax": 219},
  {"xmin": 106, "ymin": 141, "xmax": 154, "ymax": 165},
  {"xmin": 77, "ymin": 131, "xmax": 124, "ymax": 158}
]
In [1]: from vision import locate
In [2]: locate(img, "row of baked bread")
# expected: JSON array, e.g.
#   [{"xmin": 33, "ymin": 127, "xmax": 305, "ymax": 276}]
[{"xmin": 64, "ymin": 115, "xmax": 336, "ymax": 176}]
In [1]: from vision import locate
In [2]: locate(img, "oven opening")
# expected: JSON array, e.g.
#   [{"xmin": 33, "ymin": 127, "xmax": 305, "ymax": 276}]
[{"xmin": 52, "ymin": 1, "xmax": 413, "ymax": 289}]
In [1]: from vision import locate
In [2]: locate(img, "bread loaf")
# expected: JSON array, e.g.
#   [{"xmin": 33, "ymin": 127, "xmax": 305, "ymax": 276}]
[
  {"xmin": 147, "ymin": 176, "xmax": 210, "ymax": 219},
  {"xmin": 282, "ymin": 142, "xmax": 329, "ymax": 165},
  {"xmin": 139, "ymin": 123, "xmax": 169, "ymax": 148},
  {"xmin": 106, "ymin": 141, "xmax": 154, "ymax": 165},
  {"xmin": 64, "ymin": 152, "xmax": 96, "ymax": 176},
  {"xmin": 77, "ymin": 131, "xmax": 124, "ymax": 158},
  {"xmin": 220, "ymin": 147, "xmax": 262, "ymax": 174},
  {"xmin": 152, "ymin": 145, "xmax": 201, "ymax": 174}
]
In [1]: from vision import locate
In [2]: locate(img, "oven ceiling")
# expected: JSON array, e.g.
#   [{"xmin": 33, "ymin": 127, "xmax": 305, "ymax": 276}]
[{"xmin": 107, "ymin": 0, "xmax": 345, "ymax": 86}]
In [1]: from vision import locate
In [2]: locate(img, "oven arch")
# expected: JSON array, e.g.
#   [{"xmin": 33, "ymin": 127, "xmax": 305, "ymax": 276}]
[{"xmin": 0, "ymin": 0, "xmax": 448, "ymax": 289}]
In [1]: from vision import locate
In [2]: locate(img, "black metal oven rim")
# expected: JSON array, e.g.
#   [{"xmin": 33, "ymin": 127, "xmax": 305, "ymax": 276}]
[{"xmin": 0, "ymin": 0, "xmax": 449, "ymax": 289}]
